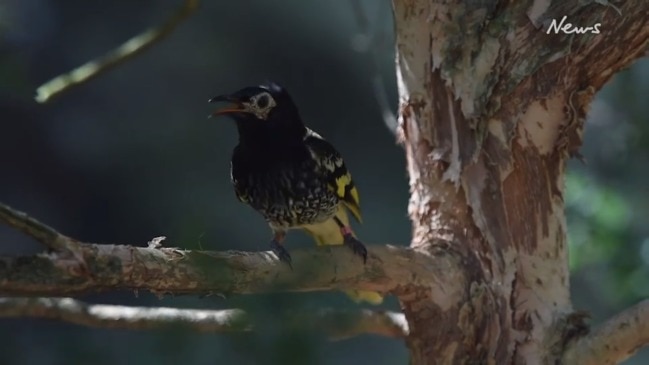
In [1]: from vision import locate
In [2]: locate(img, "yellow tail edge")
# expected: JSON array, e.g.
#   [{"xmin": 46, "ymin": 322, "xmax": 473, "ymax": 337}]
[
  {"xmin": 302, "ymin": 207, "xmax": 384, "ymax": 305},
  {"xmin": 344, "ymin": 290, "xmax": 384, "ymax": 305}
]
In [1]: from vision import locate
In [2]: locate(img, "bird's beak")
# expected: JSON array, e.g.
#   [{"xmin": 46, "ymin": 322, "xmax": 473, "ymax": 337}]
[{"xmin": 208, "ymin": 94, "xmax": 247, "ymax": 118}]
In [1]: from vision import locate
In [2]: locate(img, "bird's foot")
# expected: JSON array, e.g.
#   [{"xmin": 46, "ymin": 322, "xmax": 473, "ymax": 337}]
[
  {"xmin": 343, "ymin": 233, "xmax": 368, "ymax": 264},
  {"xmin": 270, "ymin": 239, "xmax": 292, "ymax": 269}
]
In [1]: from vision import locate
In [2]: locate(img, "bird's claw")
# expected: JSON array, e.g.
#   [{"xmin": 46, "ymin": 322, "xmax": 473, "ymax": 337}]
[
  {"xmin": 270, "ymin": 240, "xmax": 292, "ymax": 269},
  {"xmin": 343, "ymin": 235, "xmax": 367, "ymax": 264}
]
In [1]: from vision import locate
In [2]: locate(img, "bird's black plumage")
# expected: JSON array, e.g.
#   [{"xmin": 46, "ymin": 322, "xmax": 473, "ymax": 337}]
[
  {"xmin": 209, "ymin": 82, "xmax": 382, "ymax": 304},
  {"xmin": 230, "ymin": 130, "xmax": 340, "ymax": 229}
]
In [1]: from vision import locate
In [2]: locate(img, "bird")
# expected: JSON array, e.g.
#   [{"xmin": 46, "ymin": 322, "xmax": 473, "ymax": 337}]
[{"xmin": 208, "ymin": 82, "xmax": 383, "ymax": 305}]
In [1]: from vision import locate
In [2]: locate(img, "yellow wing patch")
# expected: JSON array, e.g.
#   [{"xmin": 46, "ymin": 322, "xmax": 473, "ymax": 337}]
[
  {"xmin": 330, "ymin": 170, "xmax": 362, "ymax": 224},
  {"xmin": 330, "ymin": 165, "xmax": 363, "ymax": 223},
  {"xmin": 335, "ymin": 174, "xmax": 350, "ymax": 197},
  {"xmin": 304, "ymin": 130, "xmax": 362, "ymax": 223}
]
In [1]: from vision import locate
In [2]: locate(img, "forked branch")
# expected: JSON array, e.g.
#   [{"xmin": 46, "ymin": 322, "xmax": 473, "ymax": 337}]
[{"xmin": 0, "ymin": 202, "xmax": 84, "ymax": 259}]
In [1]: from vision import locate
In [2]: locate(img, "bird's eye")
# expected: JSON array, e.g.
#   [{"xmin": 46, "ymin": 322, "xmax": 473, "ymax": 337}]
[
  {"xmin": 246, "ymin": 92, "xmax": 275, "ymax": 120},
  {"xmin": 256, "ymin": 94, "xmax": 269, "ymax": 109}
]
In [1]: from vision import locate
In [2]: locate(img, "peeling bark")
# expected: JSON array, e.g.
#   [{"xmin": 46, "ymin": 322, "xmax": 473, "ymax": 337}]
[{"xmin": 392, "ymin": 0, "xmax": 649, "ymax": 363}]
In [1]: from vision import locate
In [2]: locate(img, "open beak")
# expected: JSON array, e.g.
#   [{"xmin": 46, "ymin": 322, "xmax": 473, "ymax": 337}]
[{"xmin": 208, "ymin": 94, "xmax": 247, "ymax": 118}]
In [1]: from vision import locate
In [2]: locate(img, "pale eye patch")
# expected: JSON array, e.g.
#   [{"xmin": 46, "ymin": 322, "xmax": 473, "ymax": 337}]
[{"xmin": 244, "ymin": 91, "xmax": 276, "ymax": 119}]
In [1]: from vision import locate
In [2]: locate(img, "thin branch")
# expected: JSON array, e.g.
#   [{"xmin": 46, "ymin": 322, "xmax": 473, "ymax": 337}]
[
  {"xmin": 0, "ymin": 297, "xmax": 246, "ymax": 332},
  {"xmin": 0, "ymin": 201, "xmax": 81, "ymax": 255},
  {"xmin": 563, "ymin": 299, "xmax": 649, "ymax": 365},
  {"xmin": 34, "ymin": 0, "xmax": 199, "ymax": 103},
  {"xmin": 0, "ymin": 297, "xmax": 408, "ymax": 339},
  {"xmin": 307, "ymin": 308, "xmax": 408, "ymax": 340},
  {"xmin": 349, "ymin": 0, "xmax": 398, "ymax": 134}
]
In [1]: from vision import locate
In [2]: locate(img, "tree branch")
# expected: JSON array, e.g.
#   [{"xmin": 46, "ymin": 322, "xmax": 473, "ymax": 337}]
[
  {"xmin": 0, "ymin": 201, "xmax": 461, "ymax": 300},
  {"xmin": 0, "ymin": 297, "xmax": 407, "ymax": 339},
  {"xmin": 34, "ymin": 0, "xmax": 199, "ymax": 103},
  {"xmin": 0, "ymin": 201, "xmax": 83, "ymax": 257},
  {"xmin": 538, "ymin": 0, "xmax": 649, "ymax": 88},
  {"xmin": 0, "ymin": 201, "xmax": 417, "ymax": 339},
  {"xmin": 562, "ymin": 299, "xmax": 649, "ymax": 365},
  {"xmin": 348, "ymin": 0, "xmax": 398, "ymax": 135},
  {"xmin": 0, "ymin": 241, "xmax": 456, "ymax": 298}
]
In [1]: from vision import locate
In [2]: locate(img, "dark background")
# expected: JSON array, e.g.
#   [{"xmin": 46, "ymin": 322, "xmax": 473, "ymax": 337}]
[{"xmin": 1, "ymin": 1, "xmax": 647, "ymax": 364}]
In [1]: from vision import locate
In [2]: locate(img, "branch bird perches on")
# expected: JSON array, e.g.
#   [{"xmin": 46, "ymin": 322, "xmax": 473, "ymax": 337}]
[
  {"xmin": 0, "ymin": 200, "xmax": 452, "ymax": 339},
  {"xmin": 0, "ymin": 201, "xmax": 459, "ymax": 297},
  {"xmin": 4, "ymin": 194, "xmax": 649, "ymax": 358}
]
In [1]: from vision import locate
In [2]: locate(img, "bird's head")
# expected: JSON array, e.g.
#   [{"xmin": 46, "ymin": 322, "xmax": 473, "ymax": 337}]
[{"xmin": 209, "ymin": 82, "xmax": 305, "ymax": 140}]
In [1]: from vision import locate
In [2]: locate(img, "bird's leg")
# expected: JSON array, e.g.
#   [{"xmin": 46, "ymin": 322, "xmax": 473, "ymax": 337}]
[
  {"xmin": 342, "ymin": 228, "xmax": 368, "ymax": 264},
  {"xmin": 270, "ymin": 230, "xmax": 292, "ymax": 269},
  {"xmin": 334, "ymin": 217, "xmax": 368, "ymax": 264}
]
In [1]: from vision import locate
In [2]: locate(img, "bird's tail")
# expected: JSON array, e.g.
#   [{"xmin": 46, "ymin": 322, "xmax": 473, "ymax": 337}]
[{"xmin": 302, "ymin": 207, "xmax": 384, "ymax": 305}]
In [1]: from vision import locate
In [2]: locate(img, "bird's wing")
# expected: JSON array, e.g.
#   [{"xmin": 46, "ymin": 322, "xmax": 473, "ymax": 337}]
[{"xmin": 304, "ymin": 129, "xmax": 362, "ymax": 223}]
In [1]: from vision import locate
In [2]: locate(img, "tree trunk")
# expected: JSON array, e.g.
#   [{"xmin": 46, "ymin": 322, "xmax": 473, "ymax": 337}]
[{"xmin": 392, "ymin": 0, "xmax": 648, "ymax": 363}]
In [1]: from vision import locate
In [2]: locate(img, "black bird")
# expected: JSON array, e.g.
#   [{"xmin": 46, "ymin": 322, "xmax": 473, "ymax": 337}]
[{"xmin": 209, "ymin": 82, "xmax": 382, "ymax": 304}]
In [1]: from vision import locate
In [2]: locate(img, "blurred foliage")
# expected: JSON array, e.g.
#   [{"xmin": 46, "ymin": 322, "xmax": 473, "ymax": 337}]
[
  {"xmin": 567, "ymin": 172, "xmax": 631, "ymax": 271},
  {"xmin": 0, "ymin": 1, "xmax": 647, "ymax": 364},
  {"xmin": 566, "ymin": 171, "xmax": 639, "ymax": 308},
  {"xmin": 567, "ymin": 59, "xmax": 649, "ymax": 365}
]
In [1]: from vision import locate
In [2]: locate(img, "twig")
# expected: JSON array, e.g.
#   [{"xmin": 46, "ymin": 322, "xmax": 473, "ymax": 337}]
[
  {"xmin": 34, "ymin": 0, "xmax": 199, "ymax": 103},
  {"xmin": 0, "ymin": 297, "xmax": 408, "ymax": 338},
  {"xmin": 311, "ymin": 308, "xmax": 408, "ymax": 340},
  {"xmin": 0, "ymin": 201, "xmax": 77, "ymax": 254},
  {"xmin": 562, "ymin": 299, "xmax": 649, "ymax": 365},
  {"xmin": 0, "ymin": 297, "xmax": 246, "ymax": 332},
  {"xmin": 349, "ymin": 0, "xmax": 398, "ymax": 134}
]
